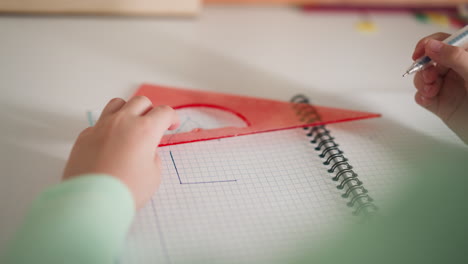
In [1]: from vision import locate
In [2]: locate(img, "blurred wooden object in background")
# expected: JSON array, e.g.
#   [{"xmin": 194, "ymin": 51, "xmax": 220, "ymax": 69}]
[
  {"xmin": 0, "ymin": 0, "xmax": 200, "ymax": 16},
  {"xmin": 0, "ymin": 0, "xmax": 463, "ymax": 17}
]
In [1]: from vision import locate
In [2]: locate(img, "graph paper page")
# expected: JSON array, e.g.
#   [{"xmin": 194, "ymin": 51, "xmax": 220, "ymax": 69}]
[{"xmin": 118, "ymin": 107, "xmax": 353, "ymax": 264}]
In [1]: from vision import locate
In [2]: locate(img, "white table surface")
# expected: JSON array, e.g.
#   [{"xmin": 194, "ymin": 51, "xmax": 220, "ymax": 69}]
[{"xmin": 0, "ymin": 6, "xmax": 461, "ymax": 251}]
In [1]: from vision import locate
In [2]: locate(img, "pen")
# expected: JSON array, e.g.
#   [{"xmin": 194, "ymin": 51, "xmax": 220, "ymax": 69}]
[{"xmin": 403, "ymin": 25, "xmax": 468, "ymax": 77}]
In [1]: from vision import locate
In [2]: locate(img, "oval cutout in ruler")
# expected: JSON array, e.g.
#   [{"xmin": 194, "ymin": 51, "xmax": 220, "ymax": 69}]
[{"xmin": 135, "ymin": 84, "xmax": 381, "ymax": 146}]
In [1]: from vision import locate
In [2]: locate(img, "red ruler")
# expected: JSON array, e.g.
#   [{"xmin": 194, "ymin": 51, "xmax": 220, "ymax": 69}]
[{"xmin": 135, "ymin": 83, "xmax": 381, "ymax": 146}]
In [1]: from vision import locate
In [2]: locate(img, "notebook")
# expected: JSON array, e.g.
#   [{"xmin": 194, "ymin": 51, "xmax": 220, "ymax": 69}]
[
  {"xmin": 89, "ymin": 89, "xmax": 461, "ymax": 263},
  {"xmin": 118, "ymin": 90, "xmax": 378, "ymax": 263}
]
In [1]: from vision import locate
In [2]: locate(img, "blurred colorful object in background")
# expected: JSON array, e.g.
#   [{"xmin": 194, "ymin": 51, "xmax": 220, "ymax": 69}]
[
  {"xmin": 301, "ymin": 4, "xmax": 467, "ymax": 30},
  {"xmin": 413, "ymin": 9, "xmax": 467, "ymax": 28}
]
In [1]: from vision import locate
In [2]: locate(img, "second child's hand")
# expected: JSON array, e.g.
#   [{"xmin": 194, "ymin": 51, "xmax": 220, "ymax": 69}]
[{"xmin": 412, "ymin": 33, "xmax": 468, "ymax": 144}]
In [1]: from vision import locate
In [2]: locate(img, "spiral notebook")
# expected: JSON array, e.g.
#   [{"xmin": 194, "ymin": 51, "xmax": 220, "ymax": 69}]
[{"xmin": 106, "ymin": 93, "xmax": 385, "ymax": 264}]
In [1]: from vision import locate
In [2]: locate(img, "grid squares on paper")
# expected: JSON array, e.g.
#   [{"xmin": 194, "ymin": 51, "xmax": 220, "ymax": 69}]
[
  {"xmin": 121, "ymin": 128, "xmax": 352, "ymax": 264},
  {"xmin": 169, "ymin": 149, "xmax": 238, "ymax": 184}
]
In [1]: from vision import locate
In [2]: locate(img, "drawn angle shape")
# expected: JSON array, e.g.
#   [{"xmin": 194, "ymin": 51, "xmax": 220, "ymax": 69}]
[{"xmin": 135, "ymin": 83, "xmax": 381, "ymax": 146}]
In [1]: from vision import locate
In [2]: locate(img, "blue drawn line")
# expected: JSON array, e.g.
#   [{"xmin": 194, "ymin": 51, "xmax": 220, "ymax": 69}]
[
  {"xmin": 169, "ymin": 151, "xmax": 237, "ymax": 185},
  {"xmin": 180, "ymin": 180, "xmax": 238, "ymax": 184},
  {"xmin": 169, "ymin": 151, "xmax": 182, "ymax": 184},
  {"xmin": 151, "ymin": 199, "xmax": 172, "ymax": 264}
]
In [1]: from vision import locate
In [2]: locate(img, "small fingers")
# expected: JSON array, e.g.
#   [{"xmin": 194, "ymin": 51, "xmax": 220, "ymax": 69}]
[
  {"xmin": 422, "ymin": 66, "xmax": 439, "ymax": 84},
  {"xmin": 434, "ymin": 63, "xmax": 450, "ymax": 77},
  {"xmin": 412, "ymin": 32, "xmax": 450, "ymax": 61},
  {"xmin": 100, "ymin": 98, "xmax": 126, "ymax": 118},
  {"xmin": 415, "ymin": 91, "xmax": 438, "ymax": 115},
  {"xmin": 146, "ymin": 105, "xmax": 180, "ymax": 143},
  {"xmin": 422, "ymin": 78, "xmax": 443, "ymax": 98},
  {"xmin": 413, "ymin": 67, "xmax": 442, "ymax": 98},
  {"xmin": 97, "ymin": 98, "xmax": 126, "ymax": 125},
  {"xmin": 122, "ymin": 96, "xmax": 154, "ymax": 115},
  {"xmin": 413, "ymin": 71, "xmax": 425, "ymax": 90},
  {"xmin": 425, "ymin": 39, "xmax": 468, "ymax": 79}
]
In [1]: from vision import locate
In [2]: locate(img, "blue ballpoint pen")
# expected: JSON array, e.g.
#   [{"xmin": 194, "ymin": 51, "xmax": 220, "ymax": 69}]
[{"xmin": 403, "ymin": 25, "xmax": 468, "ymax": 77}]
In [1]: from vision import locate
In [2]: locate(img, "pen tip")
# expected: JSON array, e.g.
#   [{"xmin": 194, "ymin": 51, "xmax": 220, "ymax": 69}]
[{"xmin": 402, "ymin": 72, "xmax": 409, "ymax": 77}]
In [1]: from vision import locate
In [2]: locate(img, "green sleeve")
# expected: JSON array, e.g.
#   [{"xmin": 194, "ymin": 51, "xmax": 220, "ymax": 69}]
[{"xmin": 3, "ymin": 174, "xmax": 135, "ymax": 264}]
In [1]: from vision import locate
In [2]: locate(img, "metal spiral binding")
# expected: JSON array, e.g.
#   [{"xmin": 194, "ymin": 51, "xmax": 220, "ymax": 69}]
[{"xmin": 291, "ymin": 95, "xmax": 377, "ymax": 216}]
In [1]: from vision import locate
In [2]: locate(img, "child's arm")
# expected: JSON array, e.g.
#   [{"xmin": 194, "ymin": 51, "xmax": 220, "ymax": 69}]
[
  {"xmin": 3, "ymin": 174, "xmax": 134, "ymax": 264},
  {"xmin": 3, "ymin": 96, "xmax": 179, "ymax": 264},
  {"xmin": 412, "ymin": 33, "xmax": 468, "ymax": 144}
]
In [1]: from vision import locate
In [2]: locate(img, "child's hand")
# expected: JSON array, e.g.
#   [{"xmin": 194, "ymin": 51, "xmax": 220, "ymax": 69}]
[
  {"xmin": 412, "ymin": 33, "xmax": 468, "ymax": 143},
  {"xmin": 63, "ymin": 96, "xmax": 180, "ymax": 209}
]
